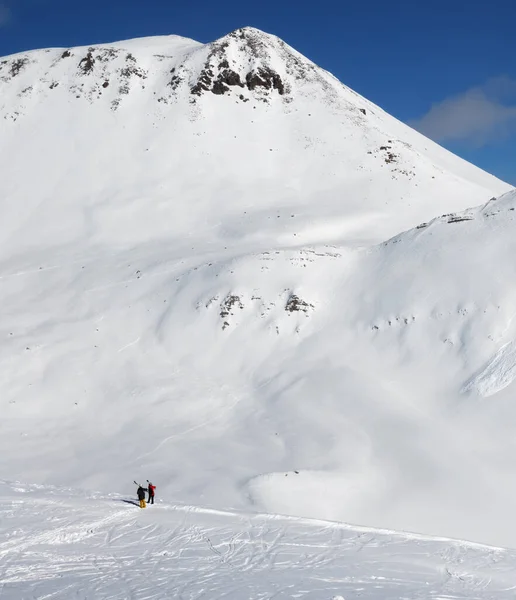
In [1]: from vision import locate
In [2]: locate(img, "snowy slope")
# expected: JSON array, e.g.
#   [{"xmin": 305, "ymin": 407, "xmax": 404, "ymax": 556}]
[
  {"xmin": 0, "ymin": 27, "xmax": 515, "ymax": 553},
  {"xmin": 3, "ymin": 188, "xmax": 516, "ymax": 547},
  {"xmin": 2, "ymin": 480, "xmax": 516, "ymax": 600},
  {"xmin": 0, "ymin": 27, "xmax": 510, "ymax": 266}
]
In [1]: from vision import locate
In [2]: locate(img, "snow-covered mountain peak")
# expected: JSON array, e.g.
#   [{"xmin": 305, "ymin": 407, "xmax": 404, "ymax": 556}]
[
  {"xmin": 183, "ymin": 26, "xmax": 292, "ymax": 99},
  {"xmin": 0, "ymin": 27, "xmax": 510, "ymax": 261},
  {"xmin": 0, "ymin": 25, "xmax": 345, "ymax": 115},
  {"xmin": 181, "ymin": 26, "xmax": 331, "ymax": 102},
  {"xmin": 1, "ymin": 28, "xmax": 516, "ymax": 552}
]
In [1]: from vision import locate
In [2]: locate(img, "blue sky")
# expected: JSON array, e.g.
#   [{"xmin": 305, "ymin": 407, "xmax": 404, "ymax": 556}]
[{"xmin": 0, "ymin": 0, "xmax": 514, "ymax": 184}]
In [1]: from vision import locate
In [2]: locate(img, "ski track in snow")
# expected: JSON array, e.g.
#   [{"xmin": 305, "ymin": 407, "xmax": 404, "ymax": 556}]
[
  {"xmin": 1, "ymin": 482, "xmax": 516, "ymax": 600},
  {"xmin": 117, "ymin": 337, "xmax": 141, "ymax": 353}
]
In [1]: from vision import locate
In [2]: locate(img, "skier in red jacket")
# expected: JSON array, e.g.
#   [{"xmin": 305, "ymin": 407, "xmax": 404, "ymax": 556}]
[{"xmin": 147, "ymin": 481, "xmax": 156, "ymax": 505}]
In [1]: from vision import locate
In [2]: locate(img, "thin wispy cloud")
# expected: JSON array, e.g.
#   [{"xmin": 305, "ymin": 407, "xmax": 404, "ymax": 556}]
[
  {"xmin": 0, "ymin": 3, "xmax": 11, "ymax": 27},
  {"xmin": 411, "ymin": 77, "xmax": 516, "ymax": 147}
]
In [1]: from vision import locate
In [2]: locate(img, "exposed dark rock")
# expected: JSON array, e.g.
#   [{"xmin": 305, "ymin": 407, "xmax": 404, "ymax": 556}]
[
  {"xmin": 78, "ymin": 51, "xmax": 95, "ymax": 75},
  {"xmin": 385, "ymin": 152, "xmax": 397, "ymax": 164},
  {"xmin": 191, "ymin": 61, "xmax": 246, "ymax": 96},
  {"xmin": 224, "ymin": 69, "xmax": 244, "ymax": 87},
  {"xmin": 220, "ymin": 69, "xmax": 243, "ymax": 87},
  {"xmin": 211, "ymin": 69, "xmax": 244, "ymax": 95},
  {"xmin": 169, "ymin": 74, "xmax": 182, "ymax": 89},
  {"xmin": 96, "ymin": 48, "xmax": 119, "ymax": 62},
  {"xmin": 447, "ymin": 216, "xmax": 474, "ymax": 224},
  {"xmin": 220, "ymin": 294, "xmax": 244, "ymax": 319},
  {"xmin": 360, "ymin": 108, "xmax": 366, "ymax": 115},
  {"xmin": 120, "ymin": 65, "xmax": 146, "ymax": 79},
  {"xmin": 61, "ymin": 50, "xmax": 72, "ymax": 59},
  {"xmin": 246, "ymin": 67, "xmax": 285, "ymax": 95},
  {"xmin": 191, "ymin": 67, "xmax": 214, "ymax": 96},
  {"xmin": 285, "ymin": 294, "xmax": 313, "ymax": 314},
  {"xmin": 10, "ymin": 58, "xmax": 28, "ymax": 78},
  {"xmin": 212, "ymin": 80, "xmax": 229, "ymax": 95}
]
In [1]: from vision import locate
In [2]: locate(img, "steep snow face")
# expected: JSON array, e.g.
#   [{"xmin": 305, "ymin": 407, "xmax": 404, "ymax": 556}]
[
  {"xmin": 0, "ymin": 28, "xmax": 515, "ymax": 549},
  {"xmin": 0, "ymin": 27, "xmax": 510, "ymax": 264}
]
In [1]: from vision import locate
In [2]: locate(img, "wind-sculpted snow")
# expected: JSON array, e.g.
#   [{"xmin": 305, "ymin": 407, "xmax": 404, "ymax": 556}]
[
  {"xmin": 462, "ymin": 339, "xmax": 516, "ymax": 398},
  {"xmin": 2, "ymin": 481, "xmax": 516, "ymax": 599}
]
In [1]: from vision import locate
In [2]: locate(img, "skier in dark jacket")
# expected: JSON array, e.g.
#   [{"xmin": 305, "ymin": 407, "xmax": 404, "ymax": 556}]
[
  {"xmin": 136, "ymin": 484, "xmax": 147, "ymax": 508},
  {"xmin": 147, "ymin": 481, "xmax": 156, "ymax": 505}
]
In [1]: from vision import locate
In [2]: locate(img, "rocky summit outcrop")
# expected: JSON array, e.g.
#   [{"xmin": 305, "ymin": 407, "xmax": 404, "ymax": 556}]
[{"xmin": 0, "ymin": 27, "xmax": 352, "ymax": 117}]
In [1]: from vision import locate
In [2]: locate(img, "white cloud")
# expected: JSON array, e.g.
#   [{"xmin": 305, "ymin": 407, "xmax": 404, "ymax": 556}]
[
  {"xmin": 0, "ymin": 3, "xmax": 11, "ymax": 27},
  {"xmin": 411, "ymin": 77, "xmax": 516, "ymax": 147}
]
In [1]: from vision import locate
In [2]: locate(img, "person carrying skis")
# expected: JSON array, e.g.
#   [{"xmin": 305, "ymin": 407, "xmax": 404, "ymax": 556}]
[
  {"xmin": 147, "ymin": 481, "xmax": 156, "ymax": 505},
  {"xmin": 136, "ymin": 483, "xmax": 147, "ymax": 508}
]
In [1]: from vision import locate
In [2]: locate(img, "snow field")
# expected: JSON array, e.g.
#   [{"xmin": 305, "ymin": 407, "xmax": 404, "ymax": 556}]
[{"xmin": 2, "ymin": 480, "xmax": 516, "ymax": 599}]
